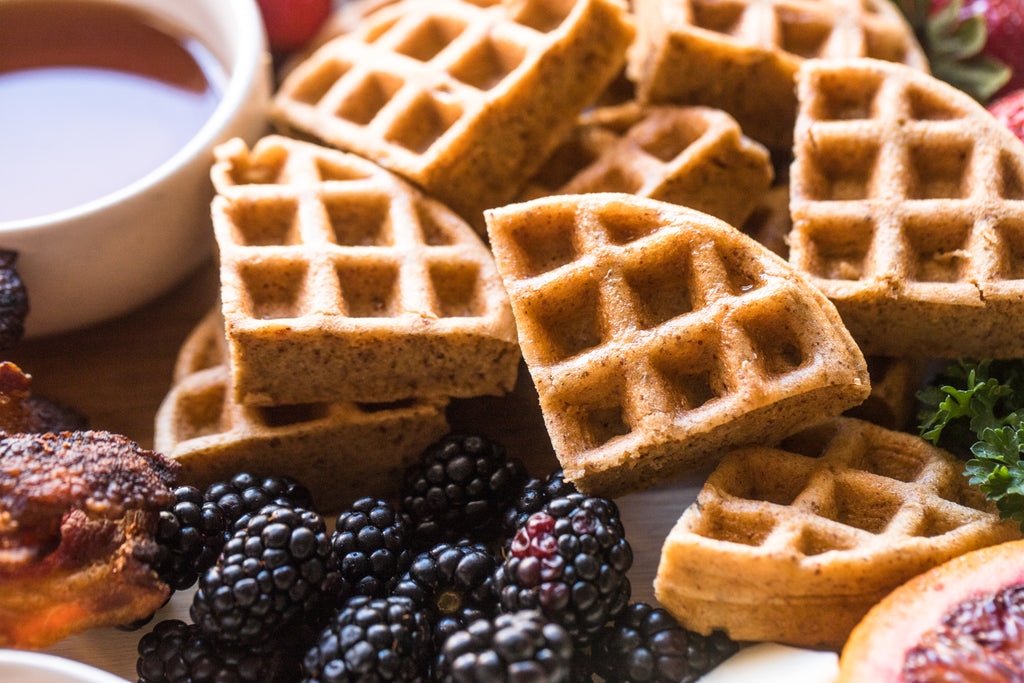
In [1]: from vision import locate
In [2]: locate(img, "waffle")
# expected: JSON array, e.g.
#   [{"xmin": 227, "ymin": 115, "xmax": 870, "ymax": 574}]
[
  {"xmin": 844, "ymin": 355, "xmax": 927, "ymax": 431},
  {"xmin": 654, "ymin": 417, "xmax": 1021, "ymax": 649},
  {"xmin": 210, "ymin": 135, "xmax": 520, "ymax": 406},
  {"xmin": 519, "ymin": 102, "xmax": 774, "ymax": 228},
  {"xmin": 627, "ymin": 0, "xmax": 927, "ymax": 150},
  {"xmin": 485, "ymin": 193, "xmax": 871, "ymax": 497},
  {"xmin": 740, "ymin": 183, "xmax": 791, "ymax": 257},
  {"xmin": 789, "ymin": 58, "xmax": 1024, "ymax": 358},
  {"xmin": 270, "ymin": 0, "xmax": 635, "ymax": 229},
  {"xmin": 153, "ymin": 308, "xmax": 449, "ymax": 513}
]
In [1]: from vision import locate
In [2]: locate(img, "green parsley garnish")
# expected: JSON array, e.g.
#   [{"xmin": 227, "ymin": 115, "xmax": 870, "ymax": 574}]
[{"xmin": 918, "ymin": 359, "xmax": 1024, "ymax": 527}]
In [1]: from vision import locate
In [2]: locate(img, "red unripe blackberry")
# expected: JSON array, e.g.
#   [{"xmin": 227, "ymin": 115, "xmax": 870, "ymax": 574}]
[{"xmin": 494, "ymin": 494, "xmax": 633, "ymax": 644}]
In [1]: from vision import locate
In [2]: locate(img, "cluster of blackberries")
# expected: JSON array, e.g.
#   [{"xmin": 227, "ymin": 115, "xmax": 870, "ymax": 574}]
[{"xmin": 137, "ymin": 434, "xmax": 738, "ymax": 682}]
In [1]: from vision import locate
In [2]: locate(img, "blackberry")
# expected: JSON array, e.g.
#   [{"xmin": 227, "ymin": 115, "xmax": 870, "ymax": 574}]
[
  {"xmin": 136, "ymin": 619, "xmax": 284, "ymax": 683},
  {"xmin": 392, "ymin": 541, "xmax": 499, "ymax": 648},
  {"xmin": 332, "ymin": 497, "xmax": 413, "ymax": 598},
  {"xmin": 500, "ymin": 469, "xmax": 578, "ymax": 545},
  {"xmin": 401, "ymin": 434, "xmax": 525, "ymax": 547},
  {"xmin": 592, "ymin": 603, "xmax": 738, "ymax": 683},
  {"xmin": 437, "ymin": 610, "xmax": 573, "ymax": 683},
  {"xmin": 153, "ymin": 485, "xmax": 229, "ymax": 591},
  {"xmin": 301, "ymin": 595, "xmax": 432, "ymax": 682},
  {"xmin": 494, "ymin": 493, "xmax": 633, "ymax": 644},
  {"xmin": 204, "ymin": 472, "xmax": 315, "ymax": 532},
  {"xmin": 191, "ymin": 504, "xmax": 341, "ymax": 645}
]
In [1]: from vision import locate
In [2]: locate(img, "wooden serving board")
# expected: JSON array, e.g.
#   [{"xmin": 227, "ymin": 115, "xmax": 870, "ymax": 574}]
[{"xmin": 7, "ymin": 257, "xmax": 703, "ymax": 680}]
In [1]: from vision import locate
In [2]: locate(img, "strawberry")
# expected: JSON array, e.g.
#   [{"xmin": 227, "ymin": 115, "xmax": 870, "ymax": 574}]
[
  {"xmin": 988, "ymin": 87, "xmax": 1024, "ymax": 144},
  {"xmin": 892, "ymin": 0, "xmax": 1016, "ymax": 102},
  {"xmin": 256, "ymin": 0, "xmax": 333, "ymax": 55},
  {"xmin": 933, "ymin": 0, "xmax": 1024, "ymax": 96}
]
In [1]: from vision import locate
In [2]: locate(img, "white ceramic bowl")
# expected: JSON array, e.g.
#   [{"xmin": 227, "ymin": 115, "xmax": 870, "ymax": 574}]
[
  {"xmin": 0, "ymin": 650, "xmax": 129, "ymax": 683},
  {"xmin": 0, "ymin": 0, "xmax": 271, "ymax": 338}
]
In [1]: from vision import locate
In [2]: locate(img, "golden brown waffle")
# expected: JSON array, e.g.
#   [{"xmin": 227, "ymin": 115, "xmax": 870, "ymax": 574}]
[
  {"xmin": 627, "ymin": 0, "xmax": 927, "ymax": 149},
  {"xmin": 740, "ymin": 183, "xmax": 791, "ymax": 257},
  {"xmin": 789, "ymin": 58, "xmax": 1024, "ymax": 358},
  {"xmin": 485, "ymin": 193, "xmax": 871, "ymax": 497},
  {"xmin": 154, "ymin": 308, "xmax": 449, "ymax": 513},
  {"xmin": 845, "ymin": 356, "xmax": 927, "ymax": 431},
  {"xmin": 519, "ymin": 102, "xmax": 774, "ymax": 228},
  {"xmin": 211, "ymin": 135, "xmax": 520, "ymax": 406},
  {"xmin": 270, "ymin": 0, "xmax": 635, "ymax": 228},
  {"xmin": 654, "ymin": 417, "xmax": 1021, "ymax": 649}
]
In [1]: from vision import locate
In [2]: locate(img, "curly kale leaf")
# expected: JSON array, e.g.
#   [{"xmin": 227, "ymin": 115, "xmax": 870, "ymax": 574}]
[{"xmin": 917, "ymin": 359, "xmax": 1024, "ymax": 527}]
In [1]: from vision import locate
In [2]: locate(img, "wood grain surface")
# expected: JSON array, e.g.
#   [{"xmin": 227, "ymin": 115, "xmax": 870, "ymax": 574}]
[{"xmin": 7, "ymin": 258, "xmax": 703, "ymax": 680}]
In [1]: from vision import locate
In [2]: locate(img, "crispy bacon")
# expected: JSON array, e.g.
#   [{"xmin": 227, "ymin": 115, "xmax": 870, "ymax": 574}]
[
  {"xmin": 0, "ymin": 430, "xmax": 179, "ymax": 648},
  {"xmin": 0, "ymin": 362, "xmax": 87, "ymax": 435}
]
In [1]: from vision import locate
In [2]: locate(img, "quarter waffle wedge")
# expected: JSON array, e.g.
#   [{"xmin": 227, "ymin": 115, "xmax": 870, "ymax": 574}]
[
  {"xmin": 271, "ymin": 0, "xmax": 635, "ymax": 228},
  {"xmin": 790, "ymin": 58, "xmax": 1024, "ymax": 358},
  {"xmin": 519, "ymin": 102, "xmax": 774, "ymax": 228},
  {"xmin": 628, "ymin": 0, "xmax": 927, "ymax": 150},
  {"xmin": 154, "ymin": 308, "xmax": 449, "ymax": 513},
  {"xmin": 485, "ymin": 193, "xmax": 870, "ymax": 497},
  {"xmin": 654, "ymin": 417, "xmax": 1021, "ymax": 649},
  {"xmin": 211, "ymin": 135, "xmax": 520, "ymax": 406}
]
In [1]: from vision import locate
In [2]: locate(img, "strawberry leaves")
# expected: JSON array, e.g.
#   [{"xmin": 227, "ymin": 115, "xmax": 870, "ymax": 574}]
[{"xmin": 892, "ymin": 0, "xmax": 1012, "ymax": 102}]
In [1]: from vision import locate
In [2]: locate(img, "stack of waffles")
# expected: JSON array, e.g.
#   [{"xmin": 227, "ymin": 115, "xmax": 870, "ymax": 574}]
[
  {"xmin": 155, "ymin": 0, "xmax": 1024, "ymax": 654},
  {"xmin": 155, "ymin": 136, "xmax": 521, "ymax": 511}
]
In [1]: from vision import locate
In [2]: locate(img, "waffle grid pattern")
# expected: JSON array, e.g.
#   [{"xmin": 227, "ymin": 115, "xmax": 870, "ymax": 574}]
[
  {"xmin": 654, "ymin": 417, "xmax": 1020, "ymax": 647},
  {"xmin": 487, "ymin": 194, "xmax": 869, "ymax": 496},
  {"xmin": 154, "ymin": 309, "xmax": 449, "ymax": 512},
  {"xmin": 690, "ymin": 419, "xmax": 1000, "ymax": 558},
  {"xmin": 212, "ymin": 136, "xmax": 518, "ymax": 406},
  {"xmin": 789, "ymin": 59, "xmax": 1024, "ymax": 356},
  {"xmin": 272, "ymin": 0, "xmax": 635, "ymax": 224},
  {"xmin": 628, "ymin": 0, "xmax": 926, "ymax": 148},
  {"xmin": 521, "ymin": 104, "xmax": 773, "ymax": 227}
]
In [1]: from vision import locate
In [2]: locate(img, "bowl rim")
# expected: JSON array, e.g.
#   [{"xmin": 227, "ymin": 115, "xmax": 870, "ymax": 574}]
[
  {"xmin": 0, "ymin": 0, "xmax": 267, "ymax": 233},
  {"xmin": 0, "ymin": 649, "xmax": 130, "ymax": 682}
]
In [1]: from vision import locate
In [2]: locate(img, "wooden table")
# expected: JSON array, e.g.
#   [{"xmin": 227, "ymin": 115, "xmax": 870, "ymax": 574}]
[{"xmin": 7, "ymin": 258, "xmax": 702, "ymax": 680}]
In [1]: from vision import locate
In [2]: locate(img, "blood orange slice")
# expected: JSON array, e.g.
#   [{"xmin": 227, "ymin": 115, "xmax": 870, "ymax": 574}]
[{"xmin": 839, "ymin": 538, "xmax": 1024, "ymax": 681}]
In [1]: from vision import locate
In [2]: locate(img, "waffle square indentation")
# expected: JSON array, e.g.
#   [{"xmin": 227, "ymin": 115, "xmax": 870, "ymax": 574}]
[
  {"xmin": 393, "ymin": 15, "xmax": 467, "ymax": 61},
  {"xmin": 430, "ymin": 261, "xmax": 484, "ymax": 317},
  {"xmin": 809, "ymin": 72, "xmax": 883, "ymax": 121},
  {"xmin": 693, "ymin": 507, "xmax": 776, "ymax": 547},
  {"xmin": 801, "ymin": 216, "xmax": 874, "ymax": 280},
  {"xmin": 689, "ymin": 0, "xmax": 745, "ymax": 35},
  {"xmin": 291, "ymin": 58, "xmax": 351, "ymax": 106},
  {"xmin": 336, "ymin": 72, "xmax": 404, "ymax": 126},
  {"xmin": 324, "ymin": 194, "xmax": 394, "ymax": 247},
  {"xmin": 818, "ymin": 478, "xmax": 901, "ymax": 534},
  {"xmin": 796, "ymin": 526, "xmax": 860, "ymax": 555},
  {"xmin": 907, "ymin": 83, "xmax": 963, "ymax": 121},
  {"xmin": 447, "ymin": 35, "xmax": 526, "ymax": 90},
  {"xmin": 623, "ymin": 243, "xmax": 694, "ymax": 328},
  {"xmin": 383, "ymin": 90, "xmax": 464, "ymax": 153},
  {"xmin": 239, "ymin": 260, "xmax": 309, "ymax": 320},
  {"xmin": 739, "ymin": 305, "xmax": 809, "ymax": 379},
  {"xmin": 907, "ymin": 141, "xmax": 972, "ymax": 199},
  {"xmin": 336, "ymin": 260, "xmax": 400, "ymax": 317},
  {"xmin": 802, "ymin": 137, "xmax": 880, "ymax": 200},
  {"xmin": 510, "ymin": 0, "xmax": 574, "ymax": 33},
  {"xmin": 995, "ymin": 217, "xmax": 1024, "ymax": 279},
  {"xmin": 225, "ymin": 198, "xmax": 301, "ymax": 247},
  {"xmin": 776, "ymin": 8, "xmax": 832, "ymax": 59},
  {"xmin": 504, "ymin": 207, "xmax": 579, "ymax": 277},
  {"xmin": 904, "ymin": 215, "xmax": 970, "ymax": 283},
  {"xmin": 528, "ymin": 277, "xmax": 603, "ymax": 362},
  {"xmin": 1001, "ymin": 152, "xmax": 1024, "ymax": 199},
  {"xmin": 650, "ymin": 330, "xmax": 725, "ymax": 412},
  {"xmin": 863, "ymin": 26, "xmax": 910, "ymax": 64},
  {"xmin": 635, "ymin": 115, "xmax": 710, "ymax": 162}
]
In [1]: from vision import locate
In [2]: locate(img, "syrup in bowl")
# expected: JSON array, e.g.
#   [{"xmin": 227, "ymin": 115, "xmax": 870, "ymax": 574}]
[{"xmin": 0, "ymin": 0, "xmax": 227, "ymax": 222}]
